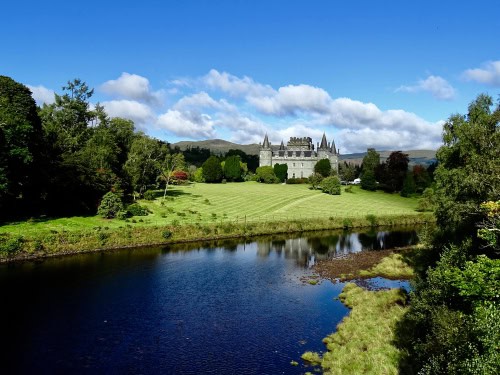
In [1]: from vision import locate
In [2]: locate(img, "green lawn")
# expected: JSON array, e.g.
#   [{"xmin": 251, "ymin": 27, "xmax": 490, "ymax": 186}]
[{"xmin": 0, "ymin": 182, "xmax": 420, "ymax": 236}]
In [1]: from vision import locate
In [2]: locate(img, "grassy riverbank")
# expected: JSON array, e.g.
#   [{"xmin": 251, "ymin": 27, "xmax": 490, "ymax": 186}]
[
  {"xmin": 0, "ymin": 183, "xmax": 433, "ymax": 262},
  {"xmin": 302, "ymin": 246, "xmax": 426, "ymax": 373}
]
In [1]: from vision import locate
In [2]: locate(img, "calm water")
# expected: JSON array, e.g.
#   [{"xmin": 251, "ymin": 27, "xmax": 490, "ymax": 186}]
[{"xmin": 0, "ymin": 228, "xmax": 418, "ymax": 374}]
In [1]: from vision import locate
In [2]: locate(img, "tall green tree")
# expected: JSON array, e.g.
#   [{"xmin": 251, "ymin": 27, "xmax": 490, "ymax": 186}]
[
  {"xmin": 125, "ymin": 134, "xmax": 165, "ymax": 197},
  {"xmin": 273, "ymin": 163, "xmax": 288, "ymax": 182},
  {"xmin": 361, "ymin": 148, "xmax": 380, "ymax": 191},
  {"xmin": 314, "ymin": 158, "xmax": 332, "ymax": 177},
  {"xmin": 224, "ymin": 155, "xmax": 243, "ymax": 181},
  {"xmin": 384, "ymin": 151, "xmax": 409, "ymax": 192},
  {"xmin": 0, "ymin": 76, "xmax": 43, "ymax": 214},
  {"xmin": 202, "ymin": 155, "xmax": 223, "ymax": 183}
]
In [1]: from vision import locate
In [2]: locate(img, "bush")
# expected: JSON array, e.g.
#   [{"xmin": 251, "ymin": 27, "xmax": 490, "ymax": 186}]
[
  {"xmin": 286, "ymin": 177, "xmax": 308, "ymax": 184},
  {"xmin": 0, "ymin": 235, "xmax": 24, "ymax": 256},
  {"xmin": 320, "ymin": 176, "xmax": 341, "ymax": 195},
  {"xmin": 162, "ymin": 230, "xmax": 172, "ymax": 239},
  {"xmin": 308, "ymin": 173, "xmax": 324, "ymax": 189},
  {"xmin": 361, "ymin": 169, "xmax": 377, "ymax": 191},
  {"xmin": 127, "ymin": 203, "xmax": 150, "ymax": 216},
  {"xmin": 143, "ymin": 190, "xmax": 156, "ymax": 200},
  {"xmin": 366, "ymin": 214, "xmax": 378, "ymax": 226},
  {"xmin": 256, "ymin": 166, "xmax": 279, "ymax": 183},
  {"xmin": 202, "ymin": 156, "xmax": 223, "ymax": 183},
  {"xmin": 97, "ymin": 192, "xmax": 123, "ymax": 219},
  {"xmin": 116, "ymin": 210, "xmax": 130, "ymax": 220},
  {"xmin": 273, "ymin": 163, "xmax": 288, "ymax": 183}
]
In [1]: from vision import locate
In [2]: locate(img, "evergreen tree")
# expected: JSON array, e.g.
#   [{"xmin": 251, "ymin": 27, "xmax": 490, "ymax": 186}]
[
  {"xmin": 273, "ymin": 163, "xmax": 288, "ymax": 182},
  {"xmin": 224, "ymin": 155, "xmax": 243, "ymax": 181},
  {"xmin": 202, "ymin": 156, "xmax": 223, "ymax": 183},
  {"xmin": 314, "ymin": 158, "xmax": 332, "ymax": 177}
]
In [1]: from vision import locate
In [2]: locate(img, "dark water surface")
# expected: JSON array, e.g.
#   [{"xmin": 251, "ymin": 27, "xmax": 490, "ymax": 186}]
[{"xmin": 0, "ymin": 227, "xmax": 418, "ymax": 374}]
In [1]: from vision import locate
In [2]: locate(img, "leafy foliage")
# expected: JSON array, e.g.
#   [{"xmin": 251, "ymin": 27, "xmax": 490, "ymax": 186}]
[
  {"xmin": 223, "ymin": 155, "xmax": 243, "ymax": 181},
  {"xmin": 361, "ymin": 148, "xmax": 379, "ymax": 191},
  {"xmin": 314, "ymin": 158, "xmax": 332, "ymax": 177},
  {"xmin": 202, "ymin": 156, "xmax": 223, "ymax": 183},
  {"xmin": 273, "ymin": 163, "xmax": 288, "ymax": 182},
  {"xmin": 97, "ymin": 192, "xmax": 123, "ymax": 219},
  {"xmin": 255, "ymin": 166, "xmax": 279, "ymax": 183},
  {"xmin": 397, "ymin": 94, "xmax": 500, "ymax": 374},
  {"xmin": 320, "ymin": 176, "xmax": 341, "ymax": 195},
  {"xmin": 360, "ymin": 169, "xmax": 377, "ymax": 191}
]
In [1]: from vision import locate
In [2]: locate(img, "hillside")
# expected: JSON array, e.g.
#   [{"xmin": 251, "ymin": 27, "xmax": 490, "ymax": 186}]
[
  {"xmin": 172, "ymin": 139, "xmax": 260, "ymax": 155},
  {"xmin": 340, "ymin": 149, "xmax": 437, "ymax": 166}
]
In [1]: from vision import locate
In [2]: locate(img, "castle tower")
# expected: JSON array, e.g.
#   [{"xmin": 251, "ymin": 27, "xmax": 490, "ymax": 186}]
[
  {"xmin": 317, "ymin": 133, "xmax": 329, "ymax": 159},
  {"xmin": 259, "ymin": 133, "xmax": 272, "ymax": 166}
]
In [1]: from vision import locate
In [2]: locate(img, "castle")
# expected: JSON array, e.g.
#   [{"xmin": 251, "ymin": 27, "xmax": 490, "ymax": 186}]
[{"xmin": 259, "ymin": 133, "xmax": 339, "ymax": 178}]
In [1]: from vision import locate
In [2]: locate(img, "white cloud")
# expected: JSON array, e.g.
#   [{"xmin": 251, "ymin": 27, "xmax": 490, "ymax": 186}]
[
  {"xmin": 248, "ymin": 84, "xmax": 332, "ymax": 115},
  {"xmin": 102, "ymin": 99, "xmax": 155, "ymax": 126},
  {"xmin": 27, "ymin": 85, "xmax": 55, "ymax": 105},
  {"xmin": 462, "ymin": 60, "xmax": 500, "ymax": 87},
  {"xmin": 156, "ymin": 110, "xmax": 216, "ymax": 139},
  {"xmin": 173, "ymin": 92, "xmax": 235, "ymax": 112},
  {"xmin": 396, "ymin": 75, "xmax": 456, "ymax": 100},
  {"xmin": 100, "ymin": 72, "xmax": 164, "ymax": 103},
  {"xmin": 203, "ymin": 69, "xmax": 275, "ymax": 98}
]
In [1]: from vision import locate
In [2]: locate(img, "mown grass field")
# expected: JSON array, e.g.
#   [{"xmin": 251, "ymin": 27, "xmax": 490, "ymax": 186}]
[{"xmin": 0, "ymin": 182, "xmax": 421, "ymax": 236}]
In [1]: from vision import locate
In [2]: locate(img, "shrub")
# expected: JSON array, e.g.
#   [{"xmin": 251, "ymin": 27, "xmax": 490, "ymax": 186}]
[
  {"xmin": 127, "ymin": 203, "xmax": 150, "ymax": 216},
  {"xmin": 172, "ymin": 170, "xmax": 189, "ymax": 184},
  {"xmin": 361, "ymin": 169, "xmax": 377, "ymax": 191},
  {"xmin": 273, "ymin": 163, "xmax": 288, "ymax": 182},
  {"xmin": 193, "ymin": 167, "xmax": 205, "ymax": 183},
  {"xmin": 0, "ymin": 235, "xmax": 24, "ymax": 256},
  {"xmin": 97, "ymin": 192, "xmax": 123, "ymax": 219},
  {"xmin": 143, "ymin": 190, "xmax": 156, "ymax": 200},
  {"xmin": 286, "ymin": 177, "xmax": 308, "ymax": 184},
  {"xmin": 308, "ymin": 173, "xmax": 324, "ymax": 189},
  {"xmin": 256, "ymin": 166, "xmax": 279, "ymax": 183},
  {"xmin": 343, "ymin": 218, "xmax": 353, "ymax": 229},
  {"xmin": 116, "ymin": 210, "xmax": 129, "ymax": 220},
  {"xmin": 320, "ymin": 176, "xmax": 341, "ymax": 195},
  {"xmin": 162, "ymin": 230, "xmax": 172, "ymax": 239},
  {"xmin": 224, "ymin": 155, "xmax": 243, "ymax": 181}
]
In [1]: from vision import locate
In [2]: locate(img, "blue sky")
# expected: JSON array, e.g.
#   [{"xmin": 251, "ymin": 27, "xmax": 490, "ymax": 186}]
[{"xmin": 2, "ymin": 0, "xmax": 499, "ymax": 153}]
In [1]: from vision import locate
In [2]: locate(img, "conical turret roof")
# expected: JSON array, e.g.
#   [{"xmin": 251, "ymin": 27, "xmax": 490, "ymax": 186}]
[
  {"xmin": 331, "ymin": 138, "xmax": 337, "ymax": 154},
  {"xmin": 279, "ymin": 140, "xmax": 285, "ymax": 150},
  {"xmin": 319, "ymin": 133, "xmax": 328, "ymax": 149},
  {"xmin": 262, "ymin": 133, "xmax": 270, "ymax": 149}
]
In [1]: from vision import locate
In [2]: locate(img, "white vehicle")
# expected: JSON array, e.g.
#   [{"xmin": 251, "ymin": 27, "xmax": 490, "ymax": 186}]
[{"xmin": 352, "ymin": 178, "xmax": 361, "ymax": 185}]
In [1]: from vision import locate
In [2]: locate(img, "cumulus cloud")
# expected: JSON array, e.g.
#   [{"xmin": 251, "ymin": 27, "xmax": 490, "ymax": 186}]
[
  {"xmin": 462, "ymin": 60, "xmax": 500, "ymax": 87},
  {"xmin": 100, "ymin": 72, "xmax": 164, "ymax": 104},
  {"xmin": 396, "ymin": 75, "xmax": 456, "ymax": 100},
  {"xmin": 202, "ymin": 69, "xmax": 275, "ymax": 98},
  {"xmin": 248, "ymin": 84, "xmax": 332, "ymax": 115},
  {"xmin": 156, "ymin": 110, "xmax": 216, "ymax": 139},
  {"xmin": 173, "ymin": 92, "xmax": 235, "ymax": 112},
  {"xmin": 102, "ymin": 99, "xmax": 155, "ymax": 127},
  {"xmin": 27, "ymin": 84, "xmax": 55, "ymax": 105}
]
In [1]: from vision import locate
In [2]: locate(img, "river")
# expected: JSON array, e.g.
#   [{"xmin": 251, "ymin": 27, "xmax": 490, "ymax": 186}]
[{"xmin": 0, "ymin": 227, "xmax": 418, "ymax": 374}]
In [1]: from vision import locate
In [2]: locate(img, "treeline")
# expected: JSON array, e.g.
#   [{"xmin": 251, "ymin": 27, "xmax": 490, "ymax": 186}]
[{"xmin": 0, "ymin": 76, "xmax": 255, "ymax": 220}]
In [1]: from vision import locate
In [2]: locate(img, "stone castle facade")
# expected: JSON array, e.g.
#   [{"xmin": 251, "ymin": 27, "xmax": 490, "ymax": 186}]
[{"xmin": 259, "ymin": 133, "xmax": 339, "ymax": 179}]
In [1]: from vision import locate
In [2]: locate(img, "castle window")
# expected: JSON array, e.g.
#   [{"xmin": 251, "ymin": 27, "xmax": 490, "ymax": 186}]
[
  {"xmin": 301, "ymin": 163, "xmax": 303, "ymax": 167},
  {"xmin": 293, "ymin": 173, "xmax": 295, "ymax": 178},
  {"xmin": 293, "ymin": 163, "xmax": 295, "ymax": 167}
]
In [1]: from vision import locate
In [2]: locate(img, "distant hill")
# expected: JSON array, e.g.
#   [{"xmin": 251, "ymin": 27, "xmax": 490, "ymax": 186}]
[
  {"xmin": 340, "ymin": 150, "xmax": 437, "ymax": 167},
  {"xmin": 172, "ymin": 139, "xmax": 436, "ymax": 166},
  {"xmin": 172, "ymin": 139, "xmax": 260, "ymax": 155}
]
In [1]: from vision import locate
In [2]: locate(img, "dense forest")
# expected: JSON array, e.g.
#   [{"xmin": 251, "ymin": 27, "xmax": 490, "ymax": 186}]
[{"xmin": 0, "ymin": 76, "xmax": 258, "ymax": 220}]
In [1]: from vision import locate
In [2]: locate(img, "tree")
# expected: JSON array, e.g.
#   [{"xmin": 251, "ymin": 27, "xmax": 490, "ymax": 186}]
[
  {"xmin": 320, "ymin": 176, "xmax": 341, "ymax": 195},
  {"xmin": 360, "ymin": 148, "xmax": 380, "ymax": 191},
  {"xmin": 397, "ymin": 94, "xmax": 500, "ymax": 373},
  {"xmin": 400, "ymin": 172, "xmax": 416, "ymax": 197},
  {"xmin": 0, "ymin": 76, "xmax": 43, "ymax": 214},
  {"xmin": 97, "ymin": 191, "xmax": 123, "ymax": 218},
  {"xmin": 202, "ymin": 156, "xmax": 223, "ymax": 183},
  {"xmin": 412, "ymin": 164, "xmax": 431, "ymax": 193},
  {"xmin": 339, "ymin": 162, "xmax": 356, "ymax": 182},
  {"xmin": 314, "ymin": 158, "xmax": 332, "ymax": 177},
  {"xmin": 124, "ymin": 134, "xmax": 165, "ymax": 197},
  {"xmin": 361, "ymin": 169, "xmax": 377, "ymax": 191},
  {"xmin": 224, "ymin": 155, "xmax": 243, "ymax": 181},
  {"xmin": 255, "ymin": 166, "xmax": 278, "ymax": 183},
  {"xmin": 384, "ymin": 151, "xmax": 409, "ymax": 192},
  {"xmin": 273, "ymin": 163, "xmax": 288, "ymax": 182},
  {"xmin": 159, "ymin": 153, "xmax": 185, "ymax": 199},
  {"xmin": 308, "ymin": 173, "xmax": 323, "ymax": 189}
]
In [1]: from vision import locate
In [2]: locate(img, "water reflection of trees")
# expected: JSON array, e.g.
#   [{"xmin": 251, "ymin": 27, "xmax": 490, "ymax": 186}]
[{"xmin": 161, "ymin": 227, "xmax": 421, "ymax": 268}]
